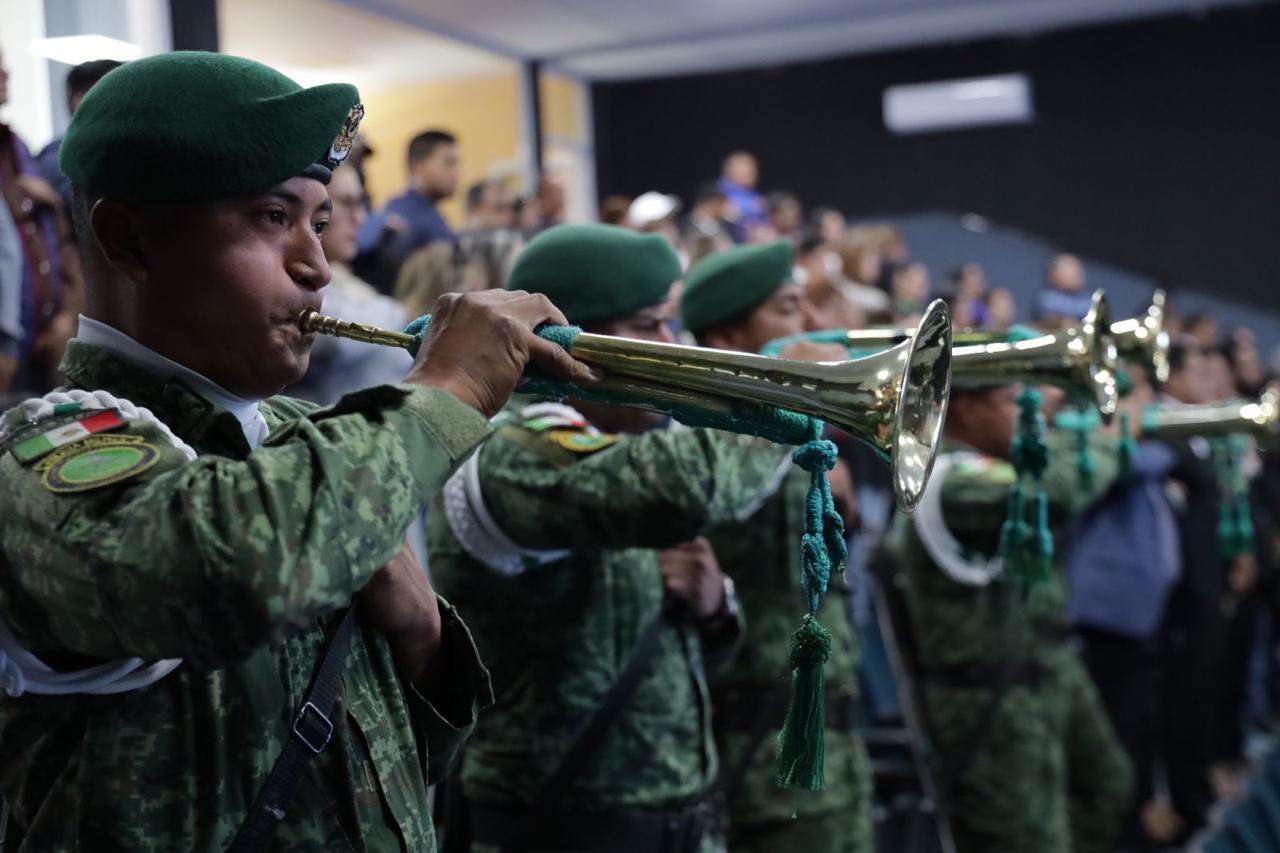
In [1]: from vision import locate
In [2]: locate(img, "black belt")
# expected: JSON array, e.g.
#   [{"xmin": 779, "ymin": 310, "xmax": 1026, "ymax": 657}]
[
  {"xmin": 712, "ymin": 683, "xmax": 859, "ymax": 733},
  {"xmin": 468, "ymin": 799, "xmax": 716, "ymax": 853},
  {"xmin": 918, "ymin": 659, "xmax": 1043, "ymax": 690}
]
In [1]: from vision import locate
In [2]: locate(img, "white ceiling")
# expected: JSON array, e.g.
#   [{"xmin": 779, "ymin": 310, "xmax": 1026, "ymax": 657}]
[
  {"xmin": 217, "ymin": 0, "xmax": 513, "ymax": 91},
  {"xmin": 337, "ymin": 0, "xmax": 1272, "ymax": 80}
]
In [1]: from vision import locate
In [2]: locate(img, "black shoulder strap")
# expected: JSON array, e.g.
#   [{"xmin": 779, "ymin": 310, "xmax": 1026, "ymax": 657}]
[
  {"xmin": 230, "ymin": 606, "xmax": 359, "ymax": 853},
  {"xmin": 502, "ymin": 604, "xmax": 673, "ymax": 851}
]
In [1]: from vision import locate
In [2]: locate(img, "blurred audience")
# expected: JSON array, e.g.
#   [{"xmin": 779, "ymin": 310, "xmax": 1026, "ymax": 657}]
[
  {"xmin": 1035, "ymin": 253, "xmax": 1093, "ymax": 326},
  {"xmin": 354, "ymin": 129, "xmax": 460, "ymax": 294},
  {"xmin": 718, "ymin": 150, "xmax": 767, "ymax": 242},
  {"xmin": 679, "ymin": 181, "xmax": 733, "ymax": 261},
  {"xmin": 767, "ymin": 190, "xmax": 803, "ymax": 243},
  {"xmin": 36, "ymin": 59, "xmax": 122, "ymax": 215},
  {"xmin": 287, "ymin": 165, "xmax": 410, "ymax": 405},
  {"xmin": 0, "ymin": 46, "xmax": 83, "ymax": 395},
  {"xmin": 598, "ymin": 193, "xmax": 632, "ymax": 226}
]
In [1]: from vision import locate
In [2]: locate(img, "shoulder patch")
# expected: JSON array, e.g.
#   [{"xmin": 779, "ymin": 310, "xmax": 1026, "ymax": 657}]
[
  {"xmin": 8, "ymin": 406, "xmax": 126, "ymax": 464},
  {"xmin": 548, "ymin": 429, "xmax": 618, "ymax": 454},
  {"xmin": 37, "ymin": 434, "xmax": 161, "ymax": 493},
  {"xmin": 518, "ymin": 402, "xmax": 588, "ymax": 433}
]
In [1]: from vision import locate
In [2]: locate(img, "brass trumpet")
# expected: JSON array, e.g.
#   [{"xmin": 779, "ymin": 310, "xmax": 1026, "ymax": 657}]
[
  {"xmin": 840, "ymin": 289, "xmax": 1119, "ymax": 422},
  {"xmin": 1141, "ymin": 384, "xmax": 1279, "ymax": 441},
  {"xmin": 298, "ymin": 300, "xmax": 953, "ymax": 512},
  {"xmin": 1110, "ymin": 289, "xmax": 1170, "ymax": 385}
]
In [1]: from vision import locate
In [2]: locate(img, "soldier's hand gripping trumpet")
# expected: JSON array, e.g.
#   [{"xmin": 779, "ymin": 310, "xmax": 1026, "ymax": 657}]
[{"xmin": 298, "ymin": 298, "xmax": 954, "ymax": 512}]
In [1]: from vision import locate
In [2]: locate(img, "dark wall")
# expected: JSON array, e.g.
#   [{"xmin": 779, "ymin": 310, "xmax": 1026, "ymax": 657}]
[
  {"xmin": 592, "ymin": 4, "xmax": 1280, "ymax": 309},
  {"xmin": 169, "ymin": 0, "xmax": 219, "ymax": 52}
]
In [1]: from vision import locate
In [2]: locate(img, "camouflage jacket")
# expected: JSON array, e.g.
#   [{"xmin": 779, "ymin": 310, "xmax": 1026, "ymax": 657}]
[
  {"xmin": 884, "ymin": 432, "xmax": 1120, "ymax": 672},
  {"xmin": 0, "ymin": 340, "xmax": 494, "ymax": 851},
  {"xmin": 427, "ymin": 403, "xmax": 792, "ymax": 812},
  {"xmin": 704, "ymin": 466, "xmax": 867, "ymax": 824}
]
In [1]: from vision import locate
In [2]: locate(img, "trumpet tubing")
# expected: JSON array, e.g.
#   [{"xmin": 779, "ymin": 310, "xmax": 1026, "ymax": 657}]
[
  {"xmin": 298, "ymin": 302, "xmax": 954, "ymax": 512},
  {"xmin": 1141, "ymin": 385, "xmax": 1279, "ymax": 441}
]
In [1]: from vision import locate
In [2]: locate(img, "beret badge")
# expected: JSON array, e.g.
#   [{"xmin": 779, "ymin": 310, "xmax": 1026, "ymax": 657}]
[{"xmin": 327, "ymin": 104, "xmax": 365, "ymax": 167}]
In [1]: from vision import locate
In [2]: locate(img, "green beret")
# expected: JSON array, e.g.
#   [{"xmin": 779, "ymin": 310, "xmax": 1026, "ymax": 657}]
[
  {"xmin": 506, "ymin": 224, "xmax": 680, "ymax": 325},
  {"xmin": 61, "ymin": 52, "xmax": 363, "ymax": 203},
  {"xmin": 680, "ymin": 240, "xmax": 794, "ymax": 333}
]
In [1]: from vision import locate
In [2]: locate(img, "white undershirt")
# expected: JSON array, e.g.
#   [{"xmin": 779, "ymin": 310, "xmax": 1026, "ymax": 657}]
[{"xmin": 75, "ymin": 315, "xmax": 270, "ymax": 448}]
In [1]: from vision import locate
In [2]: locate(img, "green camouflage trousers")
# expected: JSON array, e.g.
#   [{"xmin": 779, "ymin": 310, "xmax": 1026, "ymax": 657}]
[
  {"xmin": 721, "ymin": 729, "xmax": 872, "ymax": 853},
  {"xmin": 924, "ymin": 650, "xmax": 1133, "ymax": 853}
]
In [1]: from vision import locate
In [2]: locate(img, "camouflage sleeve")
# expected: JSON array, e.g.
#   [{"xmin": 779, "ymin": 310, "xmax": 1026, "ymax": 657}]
[
  {"xmin": 940, "ymin": 431, "xmax": 1122, "ymax": 552},
  {"xmin": 477, "ymin": 427, "xmax": 792, "ymax": 552},
  {"xmin": 400, "ymin": 597, "xmax": 494, "ymax": 784},
  {"xmin": 0, "ymin": 385, "xmax": 491, "ymax": 669}
]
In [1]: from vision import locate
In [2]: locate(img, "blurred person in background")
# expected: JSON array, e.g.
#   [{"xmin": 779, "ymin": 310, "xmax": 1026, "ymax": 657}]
[
  {"xmin": 1145, "ymin": 339, "xmax": 1229, "ymax": 845},
  {"xmin": 1224, "ymin": 327, "xmax": 1266, "ymax": 396},
  {"xmin": 985, "ymin": 286, "xmax": 1018, "ymax": 329},
  {"xmin": 719, "ymin": 150, "xmax": 767, "ymax": 242},
  {"xmin": 795, "ymin": 232, "xmax": 865, "ymax": 331},
  {"xmin": 0, "ymin": 46, "xmax": 83, "ymax": 395},
  {"xmin": 948, "ymin": 262, "xmax": 989, "ymax": 328},
  {"xmin": 1184, "ymin": 311, "xmax": 1220, "ymax": 352},
  {"xmin": 598, "ymin": 193, "xmax": 632, "ymax": 226},
  {"xmin": 536, "ymin": 172, "xmax": 567, "ymax": 230},
  {"xmin": 679, "ymin": 180, "xmax": 734, "ymax": 259},
  {"xmin": 514, "ymin": 193, "xmax": 544, "ymax": 235},
  {"xmin": 395, "ymin": 242, "xmax": 491, "ymax": 321},
  {"xmin": 458, "ymin": 178, "xmax": 523, "ymax": 299},
  {"xmin": 832, "ymin": 241, "xmax": 891, "ymax": 320},
  {"xmin": 890, "ymin": 261, "xmax": 930, "ymax": 323},
  {"xmin": 809, "ymin": 205, "xmax": 847, "ymax": 247},
  {"xmin": 36, "ymin": 59, "xmax": 122, "ymax": 215},
  {"xmin": 354, "ymin": 129, "xmax": 459, "ymax": 293},
  {"xmin": 376, "ymin": 128, "xmax": 460, "ymax": 248},
  {"xmin": 287, "ymin": 164, "xmax": 410, "ymax": 406},
  {"xmin": 1066, "ymin": 367, "xmax": 1180, "ymax": 851},
  {"xmin": 1034, "ymin": 253, "xmax": 1093, "ymax": 327},
  {"xmin": 463, "ymin": 178, "xmax": 515, "ymax": 232},
  {"xmin": 767, "ymin": 191, "xmax": 803, "ymax": 244},
  {"xmin": 627, "ymin": 190, "xmax": 682, "ymax": 255},
  {"xmin": 0, "ymin": 184, "xmax": 19, "ymax": 393}
]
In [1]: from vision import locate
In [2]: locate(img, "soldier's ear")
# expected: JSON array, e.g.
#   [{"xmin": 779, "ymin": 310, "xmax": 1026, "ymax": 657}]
[{"xmin": 89, "ymin": 199, "xmax": 150, "ymax": 286}]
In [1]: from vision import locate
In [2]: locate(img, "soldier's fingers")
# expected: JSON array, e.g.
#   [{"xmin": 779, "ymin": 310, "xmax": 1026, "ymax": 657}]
[
  {"xmin": 506, "ymin": 290, "xmax": 572, "ymax": 331},
  {"xmin": 525, "ymin": 334, "xmax": 602, "ymax": 387}
]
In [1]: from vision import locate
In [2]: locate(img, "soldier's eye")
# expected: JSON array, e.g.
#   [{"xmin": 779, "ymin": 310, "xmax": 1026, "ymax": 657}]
[{"xmin": 314, "ymin": 219, "xmax": 329, "ymax": 238}]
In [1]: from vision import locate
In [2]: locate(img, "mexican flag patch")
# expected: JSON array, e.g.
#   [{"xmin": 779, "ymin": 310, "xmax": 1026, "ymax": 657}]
[{"xmin": 12, "ymin": 408, "xmax": 125, "ymax": 464}]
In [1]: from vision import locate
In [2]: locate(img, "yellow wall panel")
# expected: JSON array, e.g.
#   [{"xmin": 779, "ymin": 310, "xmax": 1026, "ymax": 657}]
[{"xmin": 358, "ymin": 73, "xmax": 521, "ymax": 225}]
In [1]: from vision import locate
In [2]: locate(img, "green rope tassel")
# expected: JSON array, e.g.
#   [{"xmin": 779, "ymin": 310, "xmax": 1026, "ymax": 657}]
[
  {"xmin": 406, "ymin": 313, "xmax": 846, "ymax": 791},
  {"xmin": 999, "ymin": 387, "xmax": 1053, "ymax": 583},
  {"xmin": 774, "ymin": 614, "xmax": 832, "ymax": 790}
]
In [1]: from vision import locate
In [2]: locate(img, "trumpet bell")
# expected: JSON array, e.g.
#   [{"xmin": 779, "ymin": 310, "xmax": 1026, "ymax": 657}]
[{"xmin": 1111, "ymin": 289, "xmax": 1170, "ymax": 385}]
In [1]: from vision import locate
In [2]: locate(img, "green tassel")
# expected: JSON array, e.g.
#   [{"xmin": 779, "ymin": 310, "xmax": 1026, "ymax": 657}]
[{"xmin": 775, "ymin": 614, "xmax": 832, "ymax": 791}]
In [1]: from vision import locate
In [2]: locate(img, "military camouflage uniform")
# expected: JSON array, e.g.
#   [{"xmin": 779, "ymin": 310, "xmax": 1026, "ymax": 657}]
[
  {"xmin": 0, "ymin": 341, "xmax": 494, "ymax": 851},
  {"xmin": 427, "ymin": 403, "xmax": 793, "ymax": 852},
  {"xmin": 883, "ymin": 432, "xmax": 1133, "ymax": 853},
  {"xmin": 705, "ymin": 468, "xmax": 872, "ymax": 853}
]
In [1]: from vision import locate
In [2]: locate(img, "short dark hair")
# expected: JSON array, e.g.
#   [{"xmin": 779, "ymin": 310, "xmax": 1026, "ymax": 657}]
[
  {"xmin": 465, "ymin": 180, "xmax": 488, "ymax": 212},
  {"xmin": 407, "ymin": 130, "xmax": 456, "ymax": 164},
  {"xmin": 66, "ymin": 59, "xmax": 123, "ymax": 109},
  {"xmin": 1167, "ymin": 338, "xmax": 1202, "ymax": 374},
  {"xmin": 692, "ymin": 180, "xmax": 725, "ymax": 207}
]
